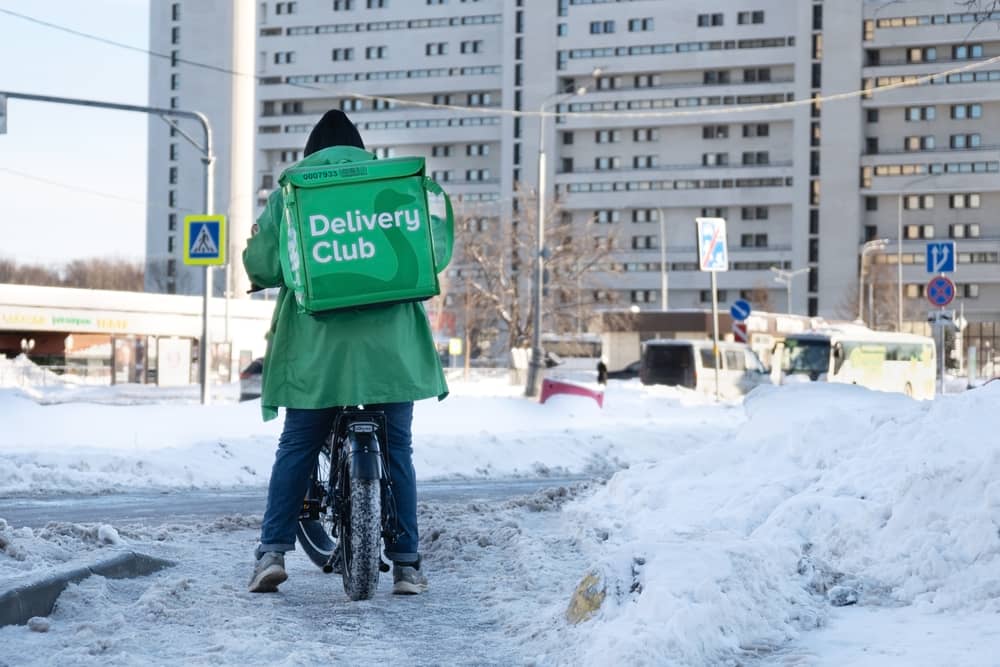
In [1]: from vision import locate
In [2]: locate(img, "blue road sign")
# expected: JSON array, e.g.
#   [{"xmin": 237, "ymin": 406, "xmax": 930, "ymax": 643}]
[
  {"xmin": 925, "ymin": 241, "xmax": 956, "ymax": 274},
  {"xmin": 730, "ymin": 299, "xmax": 752, "ymax": 321},
  {"xmin": 926, "ymin": 275, "xmax": 955, "ymax": 307},
  {"xmin": 695, "ymin": 217, "xmax": 728, "ymax": 272},
  {"xmin": 183, "ymin": 215, "xmax": 227, "ymax": 266}
]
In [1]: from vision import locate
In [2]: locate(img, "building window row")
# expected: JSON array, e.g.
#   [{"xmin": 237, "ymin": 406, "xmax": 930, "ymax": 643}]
[
  {"xmin": 875, "ymin": 252, "xmax": 998, "ymax": 265},
  {"xmin": 561, "ymin": 177, "xmax": 791, "ymax": 194},
  {"xmin": 900, "ymin": 193, "xmax": 983, "ymax": 210},
  {"xmin": 566, "ymin": 92, "xmax": 788, "ymax": 113},
  {"xmin": 274, "ymin": 64, "xmax": 500, "ymax": 85},
  {"xmin": 863, "ymin": 161, "xmax": 999, "ymax": 184},
  {"xmin": 279, "ymin": 13, "xmax": 500, "ymax": 35},
  {"xmin": 870, "ymin": 11, "xmax": 1000, "ymax": 30},
  {"xmin": 563, "ymin": 36, "xmax": 792, "ymax": 62}
]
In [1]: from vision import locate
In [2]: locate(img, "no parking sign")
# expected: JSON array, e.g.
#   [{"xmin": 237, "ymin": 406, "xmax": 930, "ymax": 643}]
[{"xmin": 926, "ymin": 276, "xmax": 955, "ymax": 307}]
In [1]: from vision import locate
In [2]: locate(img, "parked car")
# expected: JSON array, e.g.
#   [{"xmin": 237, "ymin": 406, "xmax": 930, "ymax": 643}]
[
  {"xmin": 606, "ymin": 360, "xmax": 641, "ymax": 380},
  {"xmin": 640, "ymin": 339, "xmax": 770, "ymax": 398},
  {"xmin": 239, "ymin": 357, "xmax": 263, "ymax": 401}
]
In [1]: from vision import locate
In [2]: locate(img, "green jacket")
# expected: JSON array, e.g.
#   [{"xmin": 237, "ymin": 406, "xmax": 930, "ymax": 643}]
[{"xmin": 243, "ymin": 155, "xmax": 449, "ymax": 421}]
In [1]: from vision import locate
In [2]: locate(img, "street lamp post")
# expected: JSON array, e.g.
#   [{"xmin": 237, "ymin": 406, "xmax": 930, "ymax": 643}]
[
  {"xmin": 858, "ymin": 238, "xmax": 889, "ymax": 325},
  {"xmin": 525, "ymin": 70, "xmax": 601, "ymax": 398},
  {"xmin": 770, "ymin": 266, "xmax": 809, "ymax": 315}
]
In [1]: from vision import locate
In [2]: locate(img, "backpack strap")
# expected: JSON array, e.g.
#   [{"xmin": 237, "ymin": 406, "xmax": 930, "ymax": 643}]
[{"xmin": 423, "ymin": 177, "xmax": 454, "ymax": 271}]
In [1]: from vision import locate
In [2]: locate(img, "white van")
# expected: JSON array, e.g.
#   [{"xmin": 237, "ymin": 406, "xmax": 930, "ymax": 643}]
[{"xmin": 640, "ymin": 339, "xmax": 770, "ymax": 398}]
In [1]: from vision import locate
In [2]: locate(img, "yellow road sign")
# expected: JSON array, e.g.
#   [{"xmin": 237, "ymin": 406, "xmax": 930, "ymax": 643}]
[{"xmin": 183, "ymin": 215, "xmax": 227, "ymax": 266}]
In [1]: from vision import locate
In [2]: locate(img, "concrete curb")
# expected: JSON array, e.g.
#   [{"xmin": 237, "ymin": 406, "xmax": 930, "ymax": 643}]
[{"xmin": 0, "ymin": 551, "xmax": 175, "ymax": 628}]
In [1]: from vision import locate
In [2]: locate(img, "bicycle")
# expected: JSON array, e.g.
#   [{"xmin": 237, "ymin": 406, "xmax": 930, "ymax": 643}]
[{"xmin": 295, "ymin": 409, "xmax": 398, "ymax": 600}]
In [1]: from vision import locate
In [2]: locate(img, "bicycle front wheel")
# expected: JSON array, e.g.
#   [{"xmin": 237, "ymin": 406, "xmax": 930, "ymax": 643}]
[
  {"xmin": 340, "ymin": 477, "xmax": 382, "ymax": 601},
  {"xmin": 297, "ymin": 445, "xmax": 336, "ymax": 570}
]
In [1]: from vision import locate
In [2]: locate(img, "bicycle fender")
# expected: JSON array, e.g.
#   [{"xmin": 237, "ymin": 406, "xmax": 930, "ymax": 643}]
[{"xmin": 348, "ymin": 431, "xmax": 382, "ymax": 481}]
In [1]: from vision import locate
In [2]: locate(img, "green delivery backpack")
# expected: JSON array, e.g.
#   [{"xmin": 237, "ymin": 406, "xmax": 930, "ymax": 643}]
[{"xmin": 277, "ymin": 146, "xmax": 454, "ymax": 313}]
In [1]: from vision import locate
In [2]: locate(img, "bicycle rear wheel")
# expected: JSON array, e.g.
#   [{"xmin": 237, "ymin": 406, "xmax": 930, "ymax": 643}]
[
  {"xmin": 296, "ymin": 444, "xmax": 336, "ymax": 570},
  {"xmin": 339, "ymin": 476, "xmax": 382, "ymax": 600}
]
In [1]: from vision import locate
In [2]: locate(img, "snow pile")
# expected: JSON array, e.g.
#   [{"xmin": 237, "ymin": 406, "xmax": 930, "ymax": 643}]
[
  {"xmin": 541, "ymin": 382, "xmax": 1000, "ymax": 664},
  {"xmin": 0, "ymin": 379, "xmax": 736, "ymax": 495},
  {"xmin": 0, "ymin": 518, "xmax": 124, "ymax": 583},
  {"xmin": 0, "ymin": 354, "xmax": 74, "ymax": 392}
]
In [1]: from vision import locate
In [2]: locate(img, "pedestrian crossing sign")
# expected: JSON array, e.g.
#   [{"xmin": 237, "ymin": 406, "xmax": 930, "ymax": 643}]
[{"xmin": 183, "ymin": 215, "xmax": 227, "ymax": 266}]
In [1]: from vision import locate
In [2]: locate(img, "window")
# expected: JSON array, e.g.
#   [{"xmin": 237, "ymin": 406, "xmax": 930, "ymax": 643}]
[
  {"xmin": 432, "ymin": 94, "xmax": 451, "ymax": 105},
  {"xmin": 465, "ymin": 169, "xmax": 490, "ymax": 181},
  {"xmin": 168, "ymin": 166, "xmax": 178, "ymax": 185},
  {"xmin": 743, "ymin": 68, "xmax": 771, "ymax": 82},
  {"xmin": 594, "ymin": 209, "xmax": 620, "ymax": 224},
  {"xmin": 562, "ymin": 132, "xmax": 574, "ymax": 145},
  {"xmin": 951, "ymin": 104, "xmax": 982, "ymax": 120},
  {"xmin": 171, "ymin": 26, "xmax": 180, "ymax": 44},
  {"xmin": 633, "ymin": 128, "xmax": 658, "ymax": 142},
  {"xmin": 557, "ymin": 23, "xmax": 568, "ymax": 36},
  {"xmin": 171, "ymin": 3, "xmax": 180, "ymax": 20},
  {"xmin": 333, "ymin": 0, "xmax": 355, "ymax": 8},
  {"xmin": 742, "ymin": 151, "xmax": 770, "ymax": 165},
  {"xmin": 631, "ymin": 235, "xmax": 657, "ymax": 249},
  {"xmin": 366, "ymin": 45, "xmax": 387, "ymax": 59},
  {"xmin": 738, "ymin": 10, "xmax": 765, "ymax": 24},
  {"xmin": 964, "ymin": 284, "xmax": 980, "ymax": 298},
  {"xmin": 273, "ymin": 51, "xmax": 295, "ymax": 64},
  {"xmin": 628, "ymin": 17, "xmax": 654, "ymax": 32},
  {"xmin": 630, "ymin": 209, "xmax": 654, "ymax": 223},
  {"xmin": 169, "ymin": 143, "xmax": 179, "ymax": 160},
  {"xmin": 589, "ymin": 20, "xmax": 615, "ymax": 34},
  {"xmin": 703, "ymin": 70, "xmax": 730, "ymax": 85},
  {"xmin": 595, "ymin": 130, "xmax": 620, "ymax": 143},
  {"xmin": 906, "ymin": 106, "xmax": 935, "ymax": 121},
  {"xmin": 904, "ymin": 224, "xmax": 935, "ymax": 239},
  {"xmin": 366, "ymin": 0, "xmax": 387, "ymax": 7},
  {"xmin": 867, "ymin": 109, "xmax": 879, "ymax": 123},
  {"xmin": 339, "ymin": 98, "xmax": 364, "ymax": 111},
  {"xmin": 953, "ymin": 44, "xmax": 983, "ymax": 59},
  {"xmin": 904, "ymin": 194, "xmax": 934, "ymax": 210},
  {"xmin": 561, "ymin": 158, "xmax": 573, "ymax": 173},
  {"xmin": 950, "ymin": 223, "xmax": 982, "ymax": 239},
  {"xmin": 949, "ymin": 193, "xmax": 981, "ymax": 209},
  {"xmin": 467, "ymin": 92, "xmax": 491, "ymax": 106},
  {"xmin": 168, "ymin": 213, "xmax": 177, "ymax": 232},
  {"xmin": 904, "ymin": 135, "xmax": 935, "ymax": 151},
  {"xmin": 275, "ymin": 1, "xmax": 298, "ymax": 13},
  {"xmin": 168, "ymin": 190, "xmax": 177, "ymax": 207},
  {"xmin": 742, "ymin": 123, "xmax": 769, "ymax": 138},
  {"xmin": 633, "ymin": 155, "xmax": 657, "ymax": 169},
  {"xmin": 426, "ymin": 42, "xmax": 446, "ymax": 55},
  {"xmin": 741, "ymin": 206, "xmax": 768, "ymax": 220},
  {"xmin": 466, "ymin": 143, "xmax": 489, "ymax": 156},
  {"xmin": 702, "ymin": 125, "xmax": 728, "ymax": 139},
  {"xmin": 697, "ymin": 13, "xmax": 723, "ymax": 27},
  {"xmin": 431, "ymin": 145, "xmax": 451, "ymax": 157},
  {"xmin": 701, "ymin": 207, "xmax": 727, "ymax": 218},
  {"xmin": 702, "ymin": 152, "xmax": 729, "ymax": 166},
  {"xmin": 430, "ymin": 169, "xmax": 453, "ymax": 182},
  {"xmin": 594, "ymin": 156, "xmax": 621, "ymax": 170},
  {"xmin": 907, "ymin": 47, "xmax": 937, "ymax": 63},
  {"xmin": 634, "ymin": 74, "xmax": 659, "ymax": 88},
  {"xmin": 332, "ymin": 47, "xmax": 354, "ymax": 61},
  {"xmin": 460, "ymin": 40, "xmax": 483, "ymax": 54},
  {"xmin": 866, "ymin": 196, "xmax": 878, "ymax": 211},
  {"xmin": 700, "ymin": 290, "xmax": 728, "ymax": 303}
]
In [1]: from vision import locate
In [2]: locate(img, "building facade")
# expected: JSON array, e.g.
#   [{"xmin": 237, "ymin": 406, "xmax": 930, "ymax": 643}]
[{"xmin": 148, "ymin": 0, "xmax": 1000, "ymax": 371}]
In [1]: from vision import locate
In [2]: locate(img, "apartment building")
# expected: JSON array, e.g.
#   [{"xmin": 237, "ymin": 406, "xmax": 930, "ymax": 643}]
[{"xmin": 148, "ymin": 0, "xmax": 1000, "ymax": 369}]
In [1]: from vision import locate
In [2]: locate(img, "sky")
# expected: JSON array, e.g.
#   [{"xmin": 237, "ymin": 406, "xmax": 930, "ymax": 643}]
[
  {"xmin": 0, "ymin": 0, "xmax": 150, "ymax": 266},
  {"xmin": 2, "ymin": 358, "xmax": 1000, "ymax": 663}
]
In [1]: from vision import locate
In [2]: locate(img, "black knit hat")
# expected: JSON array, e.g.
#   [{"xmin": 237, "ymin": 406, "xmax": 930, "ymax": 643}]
[{"xmin": 304, "ymin": 109, "xmax": 365, "ymax": 156}]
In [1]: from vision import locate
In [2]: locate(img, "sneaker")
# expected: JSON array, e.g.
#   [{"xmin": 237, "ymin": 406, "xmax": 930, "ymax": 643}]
[
  {"xmin": 392, "ymin": 558, "xmax": 429, "ymax": 595},
  {"xmin": 248, "ymin": 551, "xmax": 287, "ymax": 593}
]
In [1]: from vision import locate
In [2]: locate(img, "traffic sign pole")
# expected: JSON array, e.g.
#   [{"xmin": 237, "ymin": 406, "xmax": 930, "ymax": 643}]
[{"xmin": 710, "ymin": 271, "xmax": 720, "ymax": 401}]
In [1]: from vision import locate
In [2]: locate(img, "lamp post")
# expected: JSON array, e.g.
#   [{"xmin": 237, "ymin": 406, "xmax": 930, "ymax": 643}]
[
  {"xmin": 770, "ymin": 266, "xmax": 809, "ymax": 315},
  {"xmin": 896, "ymin": 173, "xmax": 937, "ymax": 331},
  {"xmin": 525, "ymin": 69, "xmax": 601, "ymax": 397},
  {"xmin": 858, "ymin": 238, "xmax": 889, "ymax": 325}
]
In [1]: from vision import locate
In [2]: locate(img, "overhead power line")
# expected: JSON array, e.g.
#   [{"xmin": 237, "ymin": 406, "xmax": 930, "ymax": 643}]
[{"xmin": 4, "ymin": 7, "xmax": 1000, "ymax": 121}]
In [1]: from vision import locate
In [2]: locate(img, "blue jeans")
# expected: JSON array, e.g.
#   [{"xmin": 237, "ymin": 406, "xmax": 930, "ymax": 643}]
[{"xmin": 257, "ymin": 402, "xmax": 419, "ymax": 563}]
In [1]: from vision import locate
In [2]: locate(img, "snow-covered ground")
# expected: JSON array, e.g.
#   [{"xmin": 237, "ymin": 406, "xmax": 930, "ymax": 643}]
[{"xmin": 2, "ymin": 355, "xmax": 999, "ymax": 665}]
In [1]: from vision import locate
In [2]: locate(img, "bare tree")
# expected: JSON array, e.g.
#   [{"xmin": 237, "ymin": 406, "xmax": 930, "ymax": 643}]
[
  {"xmin": 0, "ymin": 256, "xmax": 144, "ymax": 291},
  {"xmin": 449, "ymin": 184, "xmax": 620, "ymax": 355}
]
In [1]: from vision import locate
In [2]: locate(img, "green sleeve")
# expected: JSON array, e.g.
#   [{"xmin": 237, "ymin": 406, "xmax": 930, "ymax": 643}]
[{"xmin": 242, "ymin": 191, "xmax": 284, "ymax": 289}]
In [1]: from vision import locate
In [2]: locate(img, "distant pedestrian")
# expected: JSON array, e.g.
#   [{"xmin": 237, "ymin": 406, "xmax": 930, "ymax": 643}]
[{"xmin": 597, "ymin": 360, "xmax": 608, "ymax": 385}]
